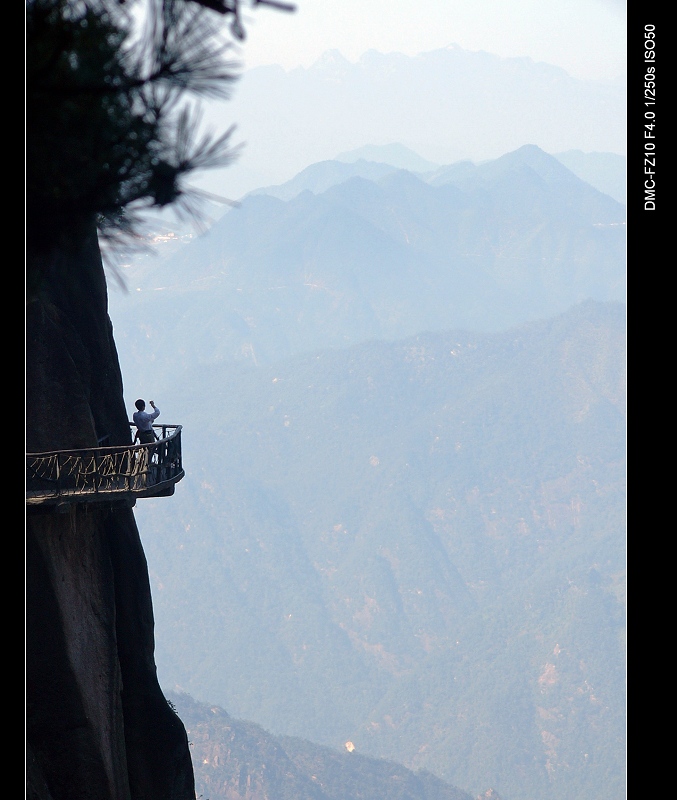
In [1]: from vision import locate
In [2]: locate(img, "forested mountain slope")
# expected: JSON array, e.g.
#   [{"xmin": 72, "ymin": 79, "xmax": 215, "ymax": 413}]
[
  {"xmin": 169, "ymin": 691, "xmax": 475, "ymax": 800},
  {"xmin": 132, "ymin": 300, "xmax": 626, "ymax": 800}
]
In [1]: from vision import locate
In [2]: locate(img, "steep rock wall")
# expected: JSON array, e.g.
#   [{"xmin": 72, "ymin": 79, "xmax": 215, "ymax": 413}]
[{"xmin": 26, "ymin": 221, "xmax": 195, "ymax": 800}]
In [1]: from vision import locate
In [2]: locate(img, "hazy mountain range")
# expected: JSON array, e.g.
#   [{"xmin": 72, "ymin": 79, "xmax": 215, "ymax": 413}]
[
  {"xmin": 247, "ymin": 144, "xmax": 626, "ymax": 205},
  {"xmin": 126, "ymin": 299, "xmax": 625, "ymax": 800},
  {"xmin": 107, "ymin": 132, "xmax": 626, "ymax": 800},
  {"xmin": 110, "ymin": 144, "xmax": 625, "ymax": 399},
  {"xmin": 196, "ymin": 45, "xmax": 626, "ymax": 199}
]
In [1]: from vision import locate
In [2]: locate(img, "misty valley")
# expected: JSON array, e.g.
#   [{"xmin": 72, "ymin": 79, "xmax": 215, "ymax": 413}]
[{"xmin": 108, "ymin": 144, "xmax": 626, "ymax": 800}]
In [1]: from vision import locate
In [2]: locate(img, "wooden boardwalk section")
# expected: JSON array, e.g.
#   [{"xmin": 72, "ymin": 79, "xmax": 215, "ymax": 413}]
[{"xmin": 26, "ymin": 424, "xmax": 184, "ymax": 509}]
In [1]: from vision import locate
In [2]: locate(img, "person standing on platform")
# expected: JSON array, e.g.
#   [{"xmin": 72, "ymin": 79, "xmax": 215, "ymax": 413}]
[{"xmin": 133, "ymin": 399, "xmax": 160, "ymax": 444}]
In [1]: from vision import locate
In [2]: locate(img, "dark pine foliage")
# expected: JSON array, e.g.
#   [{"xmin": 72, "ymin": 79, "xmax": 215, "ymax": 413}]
[{"xmin": 26, "ymin": 0, "xmax": 291, "ymax": 268}]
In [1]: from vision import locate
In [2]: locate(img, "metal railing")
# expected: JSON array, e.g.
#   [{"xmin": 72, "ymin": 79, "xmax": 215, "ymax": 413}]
[{"xmin": 26, "ymin": 424, "xmax": 184, "ymax": 507}]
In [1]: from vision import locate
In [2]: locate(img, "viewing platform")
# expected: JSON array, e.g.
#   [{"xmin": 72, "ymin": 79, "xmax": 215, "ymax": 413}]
[{"xmin": 26, "ymin": 424, "xmax": 184, "ymax": 509}]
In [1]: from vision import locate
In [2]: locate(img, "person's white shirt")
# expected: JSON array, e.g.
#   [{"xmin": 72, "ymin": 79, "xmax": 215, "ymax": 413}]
[{"xmin": 133, "ymin": 404, "xmax": 160, "ymax": 432}]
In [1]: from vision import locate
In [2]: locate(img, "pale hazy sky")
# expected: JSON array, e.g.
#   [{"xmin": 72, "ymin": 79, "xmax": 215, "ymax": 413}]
[{"xmin": 233, "ymin": 0, "xmax": 626, "ymax": 81}]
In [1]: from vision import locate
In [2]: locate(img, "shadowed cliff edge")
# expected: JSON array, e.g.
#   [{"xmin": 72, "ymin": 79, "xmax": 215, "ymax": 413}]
[
  {"xmin": 26, "ymin": 220, "xmax": 195, "ymax": 800},
  {"xmin": 24, "ymin": 0, "xmax": 296, "ymax": 793}
]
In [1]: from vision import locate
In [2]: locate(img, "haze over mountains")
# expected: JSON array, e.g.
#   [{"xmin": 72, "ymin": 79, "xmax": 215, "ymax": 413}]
[
  {"xmin": 337, "ymin": 143, "xmax": 441, "ymax": 175},
  {"xmin": 195, "ymin": 45, "xmax": 626, "ymax": 199},
  {"xmin": 131, "ymin": 301, "xmax": 626, "ymax": 800},
  {"xmin": 247, "ymin": 144, "xmax": 626, "ymax": 205},
  {"xmin": 111, "ymin": 144, "xmax": 625, "ymax": 394},
  {"xmin": 551, "ymin": 150, "xmax": 626, "ymax": 206},
  {"xmin": 108, "ymin": 122, "xmax": 626, "ymax": 798}
]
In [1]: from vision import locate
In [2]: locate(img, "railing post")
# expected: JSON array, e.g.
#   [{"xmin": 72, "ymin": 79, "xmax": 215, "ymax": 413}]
[{"xmin": 162, "ymin": 438, "xmax": 168, "ymax": 482}]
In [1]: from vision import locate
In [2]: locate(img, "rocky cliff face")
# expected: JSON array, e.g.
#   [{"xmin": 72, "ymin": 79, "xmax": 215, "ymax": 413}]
[{"xmin": 26, "ymin": 221, "xmax": 195, "ymax": 800}]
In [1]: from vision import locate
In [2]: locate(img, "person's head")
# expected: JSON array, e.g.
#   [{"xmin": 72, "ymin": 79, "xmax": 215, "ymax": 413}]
[{"xmin": 135, "ymin": 399, "xmax": 146, "ymax": 411}]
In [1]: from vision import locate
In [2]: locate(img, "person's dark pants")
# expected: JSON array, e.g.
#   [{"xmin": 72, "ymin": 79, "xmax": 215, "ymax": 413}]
[{"xmin": 138, "ymin": 430, "xmax": 156, "ymax": 444}]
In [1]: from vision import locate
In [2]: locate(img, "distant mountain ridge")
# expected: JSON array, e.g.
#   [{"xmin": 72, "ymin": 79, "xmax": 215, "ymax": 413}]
[
  {"xmin": 247, "ymin": 158, "xmax": 398, "ymax": 201},
  {"xmin": 197, "ymin": 44, "xmax": 626, "ymax": 199},
  {"xmin": 553, "ymin": 150, "xmax": 626, "ymax": 204},
  {"xmin": 336, "ymin": 143, "xmax": 440, "ymax": 173},
  {"xmin": 244, "ymin": 144, "xmax": 626, "ymax": 205},
  {"xmin": 110, "ymin": 144, "xmax": 625, "ymax": 397}
]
